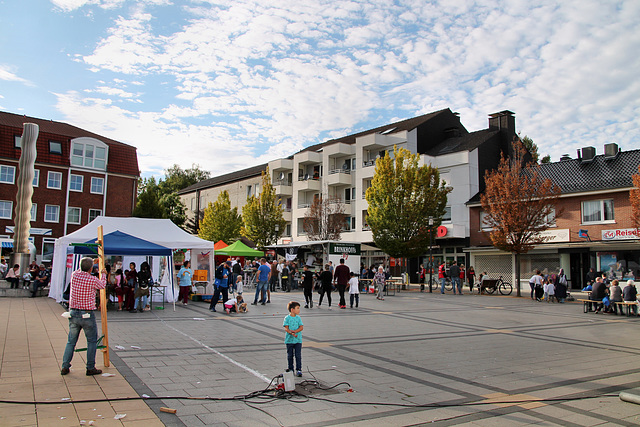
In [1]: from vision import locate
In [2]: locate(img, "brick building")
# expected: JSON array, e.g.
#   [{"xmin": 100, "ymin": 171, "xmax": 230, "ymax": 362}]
[
  {"xmin": 0, "ymin": 111, "xmax": 139, "ymax": 262},
  {"xmin": 467, "ymin": 144, "xmax": 640, "ymax": 290}
]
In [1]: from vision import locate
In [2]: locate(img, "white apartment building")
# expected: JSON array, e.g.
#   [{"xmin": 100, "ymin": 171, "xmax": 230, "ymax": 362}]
[{"xmin": 180, "ymin": 109, "xmax": 517, "ymax": 280}]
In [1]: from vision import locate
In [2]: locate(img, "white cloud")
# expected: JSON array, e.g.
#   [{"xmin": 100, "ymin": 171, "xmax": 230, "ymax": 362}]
[
  {"xmin": 48, "ymin": 0, "xmax": 640, "ymax": 177},
  {"xmin": 0, "ymin": 65, "xmax": 33, "ymax": 86}
]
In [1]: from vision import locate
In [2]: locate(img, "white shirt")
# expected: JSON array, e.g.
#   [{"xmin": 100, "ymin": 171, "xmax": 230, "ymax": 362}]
[
  {"xmin": 225, "ymin": 298, "xmax": 238, "ymax": 306},
  {"xmin": 236, "ymin": 279, "xmax": 243, "ymax": 294},
  {"xmin": 348, "ymin": 277, "xmax": 359, "ymax": 294}
]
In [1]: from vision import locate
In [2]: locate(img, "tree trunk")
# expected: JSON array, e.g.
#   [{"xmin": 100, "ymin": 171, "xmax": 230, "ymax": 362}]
[{"xmin": 515, "ymin": 252, "xmax": 521, "ymax": 297}]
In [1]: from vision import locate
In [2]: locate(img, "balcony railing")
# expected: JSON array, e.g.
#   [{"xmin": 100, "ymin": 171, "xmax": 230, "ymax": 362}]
[
  {"xmin": 298, "ymin": 174, "xmax": 320, "ymax": 181},
  {"xmin": 362, "ymin": 159, "xmax": 376, "ymax": 167},
  {"xmin": 298, "ymin": 203, "xmax": 311, "ymax": 209},
  {"xmin": 328, "ymin": 168, "xmax": 351, "ymax": 175},
  {"xmin": 273, "ymin": 179, "xmax": 291, "ymax": 186}
]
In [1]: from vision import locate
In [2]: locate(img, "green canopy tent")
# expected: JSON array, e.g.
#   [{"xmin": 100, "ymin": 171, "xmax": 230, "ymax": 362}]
[{"xmin": 215, "ymin": 240, "xmax": 264, "ymax": 257}]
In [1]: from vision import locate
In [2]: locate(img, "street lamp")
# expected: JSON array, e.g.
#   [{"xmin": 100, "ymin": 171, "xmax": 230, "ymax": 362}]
[
  {"xmin": 274, "ymin": 223, "xmax": 280, "ymax": 245},
  {"xmin": 428, "ymin": 216, "xmax": 434, "ymax": 293}
]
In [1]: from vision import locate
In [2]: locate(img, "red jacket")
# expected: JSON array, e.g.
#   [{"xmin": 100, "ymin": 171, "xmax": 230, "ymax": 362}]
[{"xmin": 438, "ymin": 264, "xmax": 446, "ymax": 279}]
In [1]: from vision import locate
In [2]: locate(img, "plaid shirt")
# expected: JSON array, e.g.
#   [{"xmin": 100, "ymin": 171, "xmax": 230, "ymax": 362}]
[{"xmin": 69, "ymin": 270, "xmax": 106, "ymax": 311}]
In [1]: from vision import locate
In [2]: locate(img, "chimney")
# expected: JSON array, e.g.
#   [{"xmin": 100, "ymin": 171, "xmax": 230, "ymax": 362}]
[
  {"xmin": 488, "ymin": 110, "xmax": 516, "ymax": 134},
  {"xmin": 560, "ymin": 154, "xmax": 571, "ymax": 161},
  {"xmin": 604, "ymin": 143, "xmax": 619, "ymax": 160},
  {"xmin": 581, "ymin": 146, "xmax": 596, "ymax": 163}
]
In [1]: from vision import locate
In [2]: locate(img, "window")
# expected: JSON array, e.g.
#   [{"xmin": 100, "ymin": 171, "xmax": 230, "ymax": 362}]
[
  {"xmin": 44, "ymin": 205, "xmax": 60, "ymax": 223},
  {"xmin": 190, "ymin": 197, "xmax": 196, "ymax": 211},
  {"xmin": 42, "ymin": 238, "xmax": 56, "ymax": 262},
  {"xmin": 0, "ymin": 201, "xmax": 12, "ymax": 219},
  {"xmin": 543, "ymin": 207, "xmax": 556, "ymax": 227},
  {"xmin": 582, "ymin": 200, "xmax": 614, "ymax": 224},
  {"xmin": 247, "ymin": 185, "xmax": 252, "ymax": 198},
  {"xmin": 71, "ymin": 141, "xmax": 107, "ymax": 170},
  {"xmin": 90, "ymin": 177, "xmax": 104, "ymax": 194},
  {"xmin": 443, "ymin": 206, "xmax": 452, "ymax": 222},
  {"xmin": 479, "ymin": 210, "xmax": 492, "ymax": 230},
  {"xmin": 30, "ymin": 204, "xmax": 36, "ymax": 221},
  {"xmin": 88, "ymin": 209, "xmax": 102, "ymax": 223},
  {"xmin": 14, "ymin": 135, "xmax": 21, "ymax": 148},
  {"xmin": 67, "ymin": 207, "xmax": 81, "ymax": 224},
  {"xmin": 69, "ymin": 174, "xmax": 83, "ymax": 192},
  {"xmin": 285, "ymin": 224, "xmax": 291, "ymax": 237},
  {"xmin": 0, "ymin": 165, "xmax": 15, "ymax": 184},
  {"xmin": 47, "ymin": 171, "xmax": 62, "ymax": 189},
  {"xmin": 49, "ymin": 141, "xmax": 63, "ymax": 155},
  {"xmin": 32, "ymin": 169, "xmax": 39, "ymax": 187}
]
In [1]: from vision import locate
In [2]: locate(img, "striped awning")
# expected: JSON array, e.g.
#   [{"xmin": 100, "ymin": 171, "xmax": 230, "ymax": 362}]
[{"xmin": 1, "ymin": 242, "xmax": 12, "ymax": 248}]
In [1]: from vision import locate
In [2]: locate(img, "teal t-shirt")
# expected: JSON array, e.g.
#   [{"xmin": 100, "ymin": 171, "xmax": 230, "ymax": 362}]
[
  {"xmin": 283, "ymin": 314, "xmax": 303, "ymax": 344},
  {"xmin": 178, "ymin": 267, "xmax": 193, "ymax": 287}
]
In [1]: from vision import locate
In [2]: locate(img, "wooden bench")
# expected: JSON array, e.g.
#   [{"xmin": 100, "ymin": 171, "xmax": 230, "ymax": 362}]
[
  {"xmin": 577, "ymin": 299, "xmax": 598, "ymax": 313},
  {"xmin": 479, "ymin": 279, "xmax": 498, "ymax": 294},
  {"xmin": 613, "ymin": 301, "xmax": 639, "ymax": 317}
]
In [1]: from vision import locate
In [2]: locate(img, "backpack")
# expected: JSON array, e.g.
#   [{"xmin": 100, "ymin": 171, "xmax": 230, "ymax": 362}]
[
  {"xmin": 281, "ymin": 266, "xmax": 289, "ymax": 279},
  {"xmin": 559, "ymin": 274, "xmax": 567, "ymax": 285}
]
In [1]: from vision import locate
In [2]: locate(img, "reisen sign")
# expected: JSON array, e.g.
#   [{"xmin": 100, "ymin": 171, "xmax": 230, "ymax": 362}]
[{"xmin": 602, "ymin": 228, "xmax": 640, "ymax": 241}]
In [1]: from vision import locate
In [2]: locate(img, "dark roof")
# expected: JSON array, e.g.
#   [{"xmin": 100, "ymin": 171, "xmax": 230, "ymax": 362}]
[
  {"xmin": 0, "ymin": 111, "xmax": 139, "ymax": 176},
  {"xmin": 179, "ymin": 163, "xmax": 268, "ymax": 194},
  {"xmin": 424, "ymin": 129, "xmax": 499, "ymax": 156},
  {"xmin": 298, "ymin": 108, "xmax": 451, "ymax": 153},
  {"xmin": 466, "ymin": 148, "xmax": 640, "ymax": 204}
]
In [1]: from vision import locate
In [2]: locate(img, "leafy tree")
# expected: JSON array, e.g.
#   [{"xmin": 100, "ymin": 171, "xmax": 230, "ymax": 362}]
[
  {"xmin": 303, "ymin": 195, "xmax": 346, "ymax": 241},
  {"xmin": 199, "ymin": 191, "xmax": 243, "ymax": 243},
  {"xmin": 480, "ymin": 138, "xmax": 562, "ymax": 297},
  {"xmin": 159, "ymin": 164, "xmax": 211, "ymax": 194},
  {"xmin": 133, "ymin": 164, "xmax": 210, "ymax": 228},
  {"xmin": 133, "ymin": 177, "xmax": 163, "ymax": 218},
  {"xmin": 241, "ymin": 168, "xmax": 286, "ymax": 249},
  {"xmin": 631, "ymin": 165, "xmax": 640, "ymax": 232},
  {"xmin": 365, "ymin": 146, "xmax": 450, "ymax": 270},
  {"xmin": 520, "ymin": 135, "xmax": 550, "ymax": 164}
]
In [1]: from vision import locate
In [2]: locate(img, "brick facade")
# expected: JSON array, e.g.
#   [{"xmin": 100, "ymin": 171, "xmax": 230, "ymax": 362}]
[{"xmin": 0, "ymin": 111, "xmax": 139, "ymax": 261}]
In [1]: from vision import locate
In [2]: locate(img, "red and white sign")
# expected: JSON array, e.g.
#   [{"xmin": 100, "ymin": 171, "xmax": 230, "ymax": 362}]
[
  {"xmin": 437, "ymin": 225, "xmax": 448, "ymax": 238},
  {"xmin": 602, "ymin": 228, "xmax": 640, "ymax": 241}
]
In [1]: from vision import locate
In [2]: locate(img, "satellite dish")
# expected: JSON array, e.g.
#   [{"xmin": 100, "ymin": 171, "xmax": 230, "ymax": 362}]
[{"xmin": 278, "ymin": 172, "xmax": 285, "ymax": 180}]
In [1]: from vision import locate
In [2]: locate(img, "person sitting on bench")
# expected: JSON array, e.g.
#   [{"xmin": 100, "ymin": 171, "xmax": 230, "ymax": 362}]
[{"xmin": 31, "ymin": 264, "xmax": 50, "ymax": 297}]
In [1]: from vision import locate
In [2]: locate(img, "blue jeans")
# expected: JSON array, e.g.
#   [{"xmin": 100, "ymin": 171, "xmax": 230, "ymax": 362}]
[
  {"xmin": 451, "ymin": 277, "xmax": 461, "ymax": 294},
  {"xmin": 62, "ymin": 310, "xmax": 98, "ymax": 370},
  {"xmin": 440, "ymin": 277, "xmax": 446, "ymax": 293},
  {"xmin": 253, "ymin": 280, "xmax": 268, "ymax": 303},
  {"xmin": 134, "ymin": 295, "xmax": 148, "ymax": 309},
  {"xmin": 286, "ymin": 342, "xmax": 302, "ymax": 371}
]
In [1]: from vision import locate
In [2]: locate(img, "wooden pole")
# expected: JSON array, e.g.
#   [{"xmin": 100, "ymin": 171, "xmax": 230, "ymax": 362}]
[{"xmin": 97, "ymin": 225, "xmax": 110, "ymax": 367}]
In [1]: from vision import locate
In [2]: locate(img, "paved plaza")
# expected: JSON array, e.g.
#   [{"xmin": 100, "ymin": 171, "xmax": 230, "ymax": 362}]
[{"xmin": 2, "ymin": 288, "xmax": 640, "ymax": 426}]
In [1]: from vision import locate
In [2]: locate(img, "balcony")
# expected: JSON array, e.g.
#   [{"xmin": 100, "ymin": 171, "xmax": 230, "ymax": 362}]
[
  {"xmin": 295, "ymin": 176, "xmax": 321, "ymax": 192},
  {"xmin": 273, "ymin": 179, "xmax": 293, "ymax": 196},
  {"xmin": 295, "ymin": 150, "xmax": 322, "ymax": 165},
  {"xmin": 325, "ymin": 169, "xmax": 352, "ymax": 186},
  {"xmin": 269, "ymin": 158, "xmax": 293, "ymax": 172},
  {"xmin": 362, "ymin": 159, "xmax": 377, "ymax": 168}
]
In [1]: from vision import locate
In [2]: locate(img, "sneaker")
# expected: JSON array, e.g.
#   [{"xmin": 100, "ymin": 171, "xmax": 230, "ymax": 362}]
[
  {"xmin": 267, "ymin": 300, "xmax": 271, "ymax": 303},
  {"xmin": 210, "ymin": 308, "xmax": 216, "ymax": 312},
  {"xmin": 86, "ymin": 368, "xmax": 102, "ymax": 376},
  {"xmin": 304, "ymin": 305, "xmax": 308, "ymax": 309},
  {"xmin": 296, "ymin": 371, "xmax": 302, "ymax": 377},
  {"xmin": 251, "ymin": 302, "xmax": 257, "ymax": 305},
  {"xmin": 60, "ymin": 367, "xmax": 70, "ymax": 375},
  {"xmin": 340, "ymin": 306, "xmax": 346, "ymax": 309},
  {"xmin": 129, "ymin": 309, "xmax": 137, "ymax": 313},
  {"xmin": 310, "ymin": 301, "xmax": 313, "ymax": 308},
  {"xmin": 261, "ymin": 302, "xmax": 266, "ymax": 305},
  {"xmin": 328, "ymin": 306, "xmax": 332, "ymax": 310}
]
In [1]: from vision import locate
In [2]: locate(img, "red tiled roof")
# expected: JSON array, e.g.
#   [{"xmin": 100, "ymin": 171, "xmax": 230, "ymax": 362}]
[{"xmin": 0, "ymin": 111, "xmax": 139, "ymax": 176}]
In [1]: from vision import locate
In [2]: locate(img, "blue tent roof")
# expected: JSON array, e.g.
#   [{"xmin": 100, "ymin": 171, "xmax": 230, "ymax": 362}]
[{"xmin": 70, "ymin": 230, "xmax": 172, "ymax": 256}]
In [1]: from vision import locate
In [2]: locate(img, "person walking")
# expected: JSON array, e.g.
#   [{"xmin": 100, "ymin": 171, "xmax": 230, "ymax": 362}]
[
  {"xmin": 177, "ymin": 260, "xmax": 193, "ymax": 306},
  {"xmin": 438, "ymin": 261, "xmax": 447, "ymax": 294},
  {"xmin": 251, "ymin": 258, "xmax": 271, "ymax": 306},
  {"xmin": 317, "ymin": 264, "xmax": 333, "ymax": 309},
  {"xmin": 301, "ymin": 265, "xmax": 314, "ymax": 308},
  {"xmin": 449, "ymin": 261, "xmax": 461, "ymax": 295},
  {"xmin": 60, "ymin": 257, "xmax": 106, "ymax": 376},
  {"xmin": 374, "ymin": 265, "xmax": 386, "ymax": 300},
  {"xmin": 333, "ymin": 258, "xmax": 350, "ymax": 309},
  {"xmin": 210, "ymin": 261, "xmax": 231, "ymax": 312},
  {"xmin": 348, "ymin": 272, "xmax": 360, "ymax": 308}
]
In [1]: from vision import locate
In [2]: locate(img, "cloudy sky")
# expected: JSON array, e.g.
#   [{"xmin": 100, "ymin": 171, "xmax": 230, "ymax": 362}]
[{"xmin": 1, "ymin": 0, "xmax": 638, "ymax": 178}]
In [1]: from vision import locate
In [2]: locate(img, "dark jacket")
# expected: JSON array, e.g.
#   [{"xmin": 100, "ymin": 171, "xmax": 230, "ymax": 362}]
[
  {"xmin": 590, "ymin": 281, "xmax": 607, "ymax": 300},
  {"xmin": 623, "ymin": 285, "xmax": 638, "ymax": 302}
]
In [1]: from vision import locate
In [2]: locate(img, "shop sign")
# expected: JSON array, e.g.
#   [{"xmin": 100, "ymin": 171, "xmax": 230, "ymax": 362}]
[
  {"xmin": 539, "ymin": 229, "xmax": 570, "ymax": 243},
  {"xmin": 602, "ymin": 228, "xmax": 640, "ymax": 241},
  {"xmin": 437, "ymin": 226, "xmax": 447, "ymax": 238},
  {"xmin": 329, "ymin": 242, "xmax": 361, "ymax": 256}
]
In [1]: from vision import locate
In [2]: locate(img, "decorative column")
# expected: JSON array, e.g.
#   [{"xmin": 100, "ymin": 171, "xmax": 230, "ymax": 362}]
[{"xmin": 12, "ymin": 123, "xmax": 39, "ymax": 274}]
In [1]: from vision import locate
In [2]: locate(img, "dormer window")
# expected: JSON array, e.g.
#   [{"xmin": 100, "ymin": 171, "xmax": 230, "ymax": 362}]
[{"xmin": 70, "ymin": 137, "xmax": 108, "ymax": 171}]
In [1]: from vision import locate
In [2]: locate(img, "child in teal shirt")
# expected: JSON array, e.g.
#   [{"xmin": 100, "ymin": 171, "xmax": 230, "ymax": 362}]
[{"xmin": 283, "ymin": 301, "xmax": 304, "ymax": 377}]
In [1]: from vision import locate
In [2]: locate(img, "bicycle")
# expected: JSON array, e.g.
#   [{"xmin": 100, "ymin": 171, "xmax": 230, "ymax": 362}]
[
  {"xmin": 480, "ymin": 276, "xmax": 513, "ymax": 296},
  {"xmin": 428, "ymin": 276, "xmax": 453, "ymax": 292}
]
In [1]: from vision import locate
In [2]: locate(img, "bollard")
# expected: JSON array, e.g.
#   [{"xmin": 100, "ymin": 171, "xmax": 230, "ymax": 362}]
[{"xmin": 619, "ymin": 391, "xmax": 640, "ymax": 405}]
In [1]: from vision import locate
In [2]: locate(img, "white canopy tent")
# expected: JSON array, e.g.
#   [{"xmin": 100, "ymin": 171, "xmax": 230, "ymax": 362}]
[{"xmin": 49, "ymin": 216, "xmax": 214, "ymax": 302}]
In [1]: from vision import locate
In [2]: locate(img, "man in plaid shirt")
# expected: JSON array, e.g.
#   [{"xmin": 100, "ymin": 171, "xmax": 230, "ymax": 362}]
[{"xmin": 61, "ymin": 257, "xmax": 106, "ymax": 376}]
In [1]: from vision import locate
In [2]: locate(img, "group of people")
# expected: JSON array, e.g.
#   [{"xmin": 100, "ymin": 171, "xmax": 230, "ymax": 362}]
[
  {"xmin": 528, "ymin": 268, "xmax": 569, "ymax": 303},
  {"xmin": 3, "ymin": 260, "xmax": 51, "ymax": 297},
  {"xmin": 104, "ymin": 261, "xmax": 152, "ymax": 313},
  {"xmin": 417, "ymin": 262, "xmax": 476, "ymax": 294},
  {"xmin": 589, "ymin": 273, "xmax": 638, "ymax": 315}
]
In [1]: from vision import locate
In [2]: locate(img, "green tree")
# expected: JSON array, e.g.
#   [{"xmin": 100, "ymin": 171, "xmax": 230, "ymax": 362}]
[
  {"xmin": 520, "ymin": 135, "xmax": 551, "ymax": 164},
  {"xmin": 133, "ymin": 177, "xmax": 163, "ymax": 218},
  {"xmin": 366, "ymin": 146, "xmax": 451, "ymax": 265},
  {"xmin": 133, "ymin": 164, "xmax": 210, "ymax": 228},
  {"xmin": 159, "ymin": 164, "xmax": 211, "ymax": 193},
  {"xmin": 198, "ymin": 191, "xmax": 243, "ymax": 243},
  {"xmin": 241, "ymin": 168, "xmax": 286, "ymax": 249}
]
